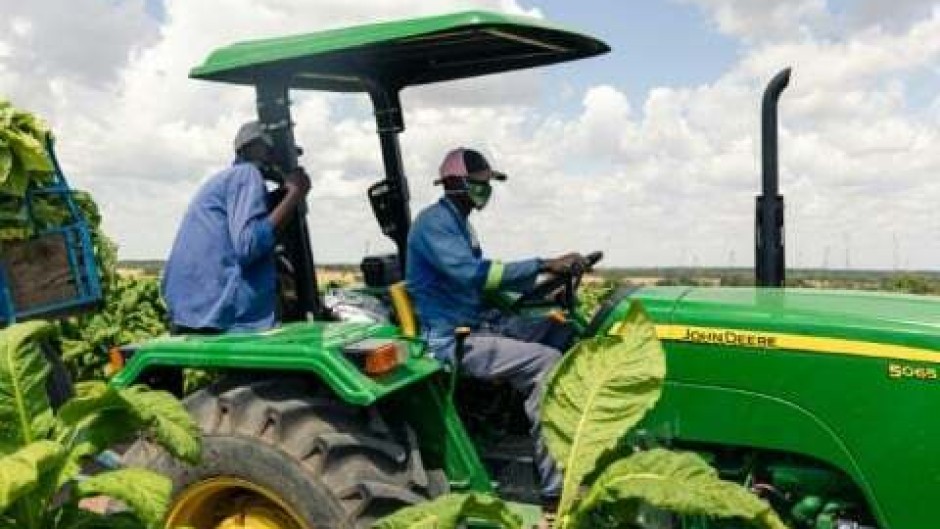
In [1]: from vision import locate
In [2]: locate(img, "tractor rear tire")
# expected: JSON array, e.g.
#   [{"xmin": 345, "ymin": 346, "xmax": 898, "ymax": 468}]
[{"xmin": 123, "ymin": 376, "xmax": 445, "ymax": 529}]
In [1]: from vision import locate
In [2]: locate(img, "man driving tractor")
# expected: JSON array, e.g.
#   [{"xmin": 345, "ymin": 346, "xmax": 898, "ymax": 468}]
[{"xmin": 407, "ymin": 147, "xmax": 587, "ymax": 511}]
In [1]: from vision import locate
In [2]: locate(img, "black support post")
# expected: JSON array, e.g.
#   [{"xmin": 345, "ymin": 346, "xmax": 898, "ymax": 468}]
[
  {"xmin": 256, "ymin": 80, "xmax": 322, "ymax": 319},
  {"xmin": 366, "ymin": 81, "xmax": 412, "ymax": 271},
  {"xmin": 756, "ymin": 67, "xmax": 791, "ymax": 288}
]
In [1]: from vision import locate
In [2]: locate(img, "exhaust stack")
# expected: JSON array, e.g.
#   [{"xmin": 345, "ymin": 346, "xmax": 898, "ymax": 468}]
[{"xmin": 756, "ymin": 67, "xmax": 791, "ymax": 287}]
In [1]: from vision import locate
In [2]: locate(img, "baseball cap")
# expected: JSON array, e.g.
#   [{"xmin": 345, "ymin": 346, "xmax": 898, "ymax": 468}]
[
  {"xmin": 436, "ymin": 148, "xmax": 507, "ymax": 184},
  {"xmin": 233, "ymin": 121, "xmax": 274, "ymax": 152}
]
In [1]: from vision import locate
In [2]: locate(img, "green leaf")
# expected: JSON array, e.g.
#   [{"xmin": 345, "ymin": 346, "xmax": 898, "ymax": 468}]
[
  {"xmin": 55, "ymin": 409, "xmax": 140, "ymax": 489},
  {"xmin": 541, "ymin": 303, "xmax": 665, "ymax": 516},
  {"xmin": 0, "ymin": 440, "xmax": 64, "ymax": 512},
  {"xmin": 0, "ymin": 101, "xmax": 13, "ymax": 130},
  {"xmin": 45, "ymin": 383, "xmax": 196, "ymax": 512},
  {"xmin": 373, "ymin": 493, "xmax": 522, "ymax": 529},
  {"xmin": 58, "ymin": 382, "xmax": 200, "ymax": 464},
  {"xmin": 0, "ymin": 129, "xmax": 50, "ymax": 184},
  {"xmin": 0, "ymin": 146, "xmax": 11, "ymax": 183},
  {"xmin": 569, "ymin": 450, "xmax": 790, "ymax": 529},
  {"xmin": 0, "ymin": 101, "xmax": 53, "ymax": 204},
  {"xmin": 74, "ymin": 468, "xmax": 171, "ymax": 529},
  {"xmin": 0, "ymin": 322, "xmax": 56, "ymax": 454},
  {"xmin": 116, "ymin": 386, "xmax": 201, "ymax": 463},
  {"xmin": 11, "ymin": 110, "xmax": 49, "ymax": 141}
]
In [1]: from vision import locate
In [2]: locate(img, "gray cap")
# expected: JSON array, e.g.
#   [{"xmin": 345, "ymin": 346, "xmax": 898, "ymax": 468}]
[{"xmin": 233, "ymin": 121, "xmax": 273, "ymax": 152}]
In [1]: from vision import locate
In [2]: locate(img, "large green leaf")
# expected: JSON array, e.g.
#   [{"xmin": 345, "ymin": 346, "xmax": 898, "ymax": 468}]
[
  {"xmin": 0, "ymin": 322, "xmax": 56, "ymax": 454},
  {"xmin": 74, "ymin": 468, "xmax": 171, "ymax": 529},
  {"xmin": 569, "ymin": 449, "xmax": 788, "ymax": 529},
  {"xmin": 58, "ymin": 382, "xmax": 200, "ymax": 464},
  {"xmin": 373, "ymin": 493, "xmax": 521, "ymax": 529},
  {"xmin": 541, "ymin": 303, "xmax": 665, "ymax": 515},
  {"xmin": 0, "ymin": 440, "xmax": 64, "ymax": 512}
]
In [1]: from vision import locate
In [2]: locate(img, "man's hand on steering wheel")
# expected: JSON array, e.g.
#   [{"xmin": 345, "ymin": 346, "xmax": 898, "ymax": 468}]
[
  {"xmin": 539, "ymin": 252, "xmax": 589, "ymax": 276},
  {"xmin": 511, "ymin": 251, "xmax": 602, "ymax": 312}
]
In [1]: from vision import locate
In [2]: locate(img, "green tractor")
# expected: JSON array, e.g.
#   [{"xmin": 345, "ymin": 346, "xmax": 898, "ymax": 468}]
[{"xmin": 109, "ymin": 11, "xmax": 940, "ymax": 529}]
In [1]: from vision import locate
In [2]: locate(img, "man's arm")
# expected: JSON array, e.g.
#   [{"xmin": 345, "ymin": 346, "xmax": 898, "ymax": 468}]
[
  {"xmin": 227, "ymin": 166, "xmax": 311, "ymax": 267},
  {"xmin": 415, "ymin": 210, "xmax": 584, "ymax": 294},
  {"xmin": 416, "ymin": 216, "xmax": 542, "ymax": 293},
  {"xmin": 226, "ymin": 165, "xmax": 276, "ymax": 266},
  {"xmin": 487, "ymin": 253, "xmax": 587, "ymax": 293},
  {"xmin": 268, "ymin": 168, "xmax": 310, "ymax": 230},
  {"xmin": 483, "ymin": 258, "xmax": 541, "ymax": 293}
]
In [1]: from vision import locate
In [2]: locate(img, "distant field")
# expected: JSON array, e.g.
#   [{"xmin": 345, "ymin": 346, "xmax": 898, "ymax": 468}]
[{"xmin": 119, "ymin": 260, "xmax": 940, "ymax": 296}]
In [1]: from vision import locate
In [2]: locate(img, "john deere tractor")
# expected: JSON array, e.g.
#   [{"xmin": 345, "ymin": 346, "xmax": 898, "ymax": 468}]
[{"xmin": 109, "ymin": 11, "xmax": 940, "ymax": 529}]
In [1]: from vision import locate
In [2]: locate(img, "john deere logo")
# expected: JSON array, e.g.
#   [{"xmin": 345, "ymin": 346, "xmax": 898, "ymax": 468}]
[{"xmin": 680, "ymin": 328, "xmax": 778, "ymax": 349}]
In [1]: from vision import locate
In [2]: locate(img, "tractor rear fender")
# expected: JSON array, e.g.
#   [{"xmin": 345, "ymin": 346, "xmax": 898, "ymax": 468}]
[
  {"xmin": 109, "ymin": 322, "xmax": 497, "ymax": 492},
  {"xmin": 108, "ymin": 322, "xmax": 441, "ymax": 406}
]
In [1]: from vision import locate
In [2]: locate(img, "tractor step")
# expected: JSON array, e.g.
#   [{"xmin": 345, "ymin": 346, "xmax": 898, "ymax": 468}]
[{"xmin": 479, "ymin": 435, "xmax": 540, "ymax": 504}]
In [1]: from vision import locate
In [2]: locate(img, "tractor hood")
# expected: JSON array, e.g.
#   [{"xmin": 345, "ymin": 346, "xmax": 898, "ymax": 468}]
[
  {"xmin": 190, "ymin": 10, "xmax": 609, "ymax": 91},
  {"xmin": 615, "ymin": 286, "xmax": 940, "ymax": 355}
]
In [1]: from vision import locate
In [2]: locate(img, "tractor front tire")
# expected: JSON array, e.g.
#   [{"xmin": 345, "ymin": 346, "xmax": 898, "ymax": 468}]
[{"xmin": 123, "ymin": 377, "xmax": 444, "ymax": 529}]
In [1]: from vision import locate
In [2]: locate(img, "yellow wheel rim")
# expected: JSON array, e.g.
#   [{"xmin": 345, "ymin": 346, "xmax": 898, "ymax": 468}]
[{"xmin": 165, "ymin": 476, "xmax": 313, "ymax": 529}]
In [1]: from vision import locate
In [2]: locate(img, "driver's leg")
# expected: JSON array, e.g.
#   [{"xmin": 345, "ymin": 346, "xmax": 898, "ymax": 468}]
[
  {"xmin": 495, "ymin": 314, "xmax": 577, "ymax": 352},
  {"xmin": 460, "ymin": 333, "xmax": 563, "ymax": 499}
]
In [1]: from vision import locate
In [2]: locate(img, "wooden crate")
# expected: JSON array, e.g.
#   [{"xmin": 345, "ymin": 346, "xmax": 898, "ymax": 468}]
[{"xmin": 0, "ymin": 230, "xmax": 94, "ymax": 320}]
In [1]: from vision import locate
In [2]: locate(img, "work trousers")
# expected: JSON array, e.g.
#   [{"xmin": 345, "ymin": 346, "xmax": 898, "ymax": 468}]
[{"xmin": 459, "ymin": 316, "xmax": 568, "ymax": 499}]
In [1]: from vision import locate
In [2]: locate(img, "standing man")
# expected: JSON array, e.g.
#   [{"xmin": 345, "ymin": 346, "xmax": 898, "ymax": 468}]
[
  {"xmin": 406, "ymin": 147, "xmax": 585, "ymax": 514},
  {"xmin": 162, "ymin": 121, "xmax": 310, "ymax": 334}
]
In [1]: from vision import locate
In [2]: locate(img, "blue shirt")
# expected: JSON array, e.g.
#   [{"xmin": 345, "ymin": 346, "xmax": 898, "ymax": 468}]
[
  {"xmin": 162, "ymin": 161, "xmax": 277, "ymax": 332},
  {"xmin": 406, "ymin": 197, "xmax": 540, "ymax": 357}
]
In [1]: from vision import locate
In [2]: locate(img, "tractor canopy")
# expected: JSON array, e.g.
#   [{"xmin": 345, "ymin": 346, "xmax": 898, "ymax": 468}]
[
  {"xmin": 188, "ymin": 11, "xmax": 610, "ymax": 319},
  {"xmin": 189, "ymin": 10, "xmax": 610, "ymax": 91}
]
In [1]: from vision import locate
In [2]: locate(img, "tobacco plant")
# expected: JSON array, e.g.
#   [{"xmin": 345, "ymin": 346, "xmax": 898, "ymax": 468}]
[{"xmin": 0, "ymin": 321, "xmax": 200, "ymax": 529}]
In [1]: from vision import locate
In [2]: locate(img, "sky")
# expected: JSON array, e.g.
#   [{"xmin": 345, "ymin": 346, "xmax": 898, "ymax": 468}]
[{"xmin": 1, "ymin": 0, "xmax": 938, "ymax": 270}]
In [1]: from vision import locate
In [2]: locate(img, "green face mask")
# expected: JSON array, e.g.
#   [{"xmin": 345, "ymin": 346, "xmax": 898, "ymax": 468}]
[{"xmin": 467, "ymin": 180, "xmax": 492, "ymax": 210}]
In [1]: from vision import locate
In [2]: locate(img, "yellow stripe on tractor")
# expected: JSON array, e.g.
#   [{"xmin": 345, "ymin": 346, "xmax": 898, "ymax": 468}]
[{"xmin": 609, "ymin": 322, "xmax": 940, "ymax": 365}]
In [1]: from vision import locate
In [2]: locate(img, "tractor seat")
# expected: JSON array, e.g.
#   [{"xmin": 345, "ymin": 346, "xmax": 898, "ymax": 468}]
[
  {"xmin": 388, "ymin": 281, "xmax": 504, "ymax": 370},
  {"xmin": 388, "ymin": 281, "xmax": 418, "ymax": 339}
]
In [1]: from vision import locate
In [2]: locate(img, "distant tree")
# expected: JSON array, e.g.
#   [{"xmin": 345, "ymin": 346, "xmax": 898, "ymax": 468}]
[{"xmin": 884, "ymin": 274, "xmax": 935, "ymax": 295}]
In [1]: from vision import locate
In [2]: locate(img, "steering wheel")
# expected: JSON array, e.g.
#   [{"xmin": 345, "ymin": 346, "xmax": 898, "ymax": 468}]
[{"xmin": 514, "ymin": 251, "xmax": 604, "ymax": 311}]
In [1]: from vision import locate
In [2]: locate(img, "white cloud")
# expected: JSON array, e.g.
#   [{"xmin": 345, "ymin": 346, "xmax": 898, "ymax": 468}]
[
  {"xmin": 680, "ymin": 0, "xmax": 828, "ymax": 42},
  {"xmin": 0, "ymin": 0, "xmax": 937, "ymax": 270}
]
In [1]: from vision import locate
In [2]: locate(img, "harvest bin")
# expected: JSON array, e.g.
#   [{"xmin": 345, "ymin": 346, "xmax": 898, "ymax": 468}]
[{"xmin": 0, "ymin": 138, "xmax": 102, "ymax": 326}]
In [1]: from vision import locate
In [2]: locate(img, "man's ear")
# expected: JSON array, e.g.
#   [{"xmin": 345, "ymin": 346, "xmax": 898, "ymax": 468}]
[{"xmin": 441, "ymin": 176, "xmax": 469, "ymax": 192}]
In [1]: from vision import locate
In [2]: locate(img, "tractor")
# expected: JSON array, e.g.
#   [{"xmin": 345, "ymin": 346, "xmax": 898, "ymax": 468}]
[{"xmin": 108, "ymin": 11, "xmax": 940, "ymax": 529}]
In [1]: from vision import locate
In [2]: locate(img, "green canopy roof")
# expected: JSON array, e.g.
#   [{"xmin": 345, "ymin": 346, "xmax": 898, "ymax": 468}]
[{"xmin": 190, "ymin": 10, "xmax": 610, "ymax": 92}]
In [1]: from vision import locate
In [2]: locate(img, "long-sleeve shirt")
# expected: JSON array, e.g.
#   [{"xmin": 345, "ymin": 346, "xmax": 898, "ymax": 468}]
[
  {"xmin": 406, "ymin": 197, "xmax": 540, "ymax": 357},
  {"xmin": 162, "ymin": 160, "xmax": 277, "ymax": 332}
]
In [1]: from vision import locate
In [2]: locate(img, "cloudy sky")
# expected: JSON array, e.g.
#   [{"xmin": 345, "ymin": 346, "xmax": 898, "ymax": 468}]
[{"xmin": 1, "ymin": 0, "xmax": 938, "ymax": 270}]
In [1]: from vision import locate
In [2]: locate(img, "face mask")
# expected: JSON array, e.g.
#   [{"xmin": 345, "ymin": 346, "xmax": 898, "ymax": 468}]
[{"xmin": 467, "ymin": 180, "xmax": 492, "ymax": 210}]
